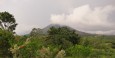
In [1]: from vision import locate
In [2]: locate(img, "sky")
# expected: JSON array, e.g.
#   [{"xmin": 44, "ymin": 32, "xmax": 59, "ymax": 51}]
[{"xmin": 0, "ymin": 0, "xmax": 115, "ymax": 35}]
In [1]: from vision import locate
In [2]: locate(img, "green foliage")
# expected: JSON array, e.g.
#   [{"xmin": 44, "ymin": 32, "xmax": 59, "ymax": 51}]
[
  {"xmin": 37, "ymin": 47, "xmax": 52, "ymax": 58},
  {"xmin": 5, "ymin": 31, "xmax": 115, "ymax": 58},
  {"xmin": 13, "ymin": 37, "xmax": 43, "ymax": 58},
  {"xmin": 1, "ymin": 11, "xmax": 115, "ymax": 58},
  {"xmin": 37, "ymin": 46, "xmax": 66, "ymax": 58},
  {"xmin": 90, "ymin": 49, "xmax": 115, "ymax": 58},
  {"xmin": 18, "ymin": 40, "xmax": 38, "ymax": 58},
  {"xmin": 80, "ymin": 36, "xmax": 113, "ymax": 49},
  {"xmin": 0, "ymin": 11, "xmax": 17, "ymax": 57},
  {"xmin": 0, "ymin": 11, "xmax": 17, "ymax": 32},
  {"xmin": 46, "ymin": 27, "xmax": 80, "ymax": 49},
  {"xmin": 66, "ymin": 45, "xmax": 92, "ymax": 58},
  {"xmin": 30, "ymin": 28, "xmax": 44, "ymax": 36},
  {"xmin": 55, "ymin": 50, "xmax": 66, "ymax": 58},
  {"xmin": 0, "ymin": 29, "xmax": 15, "ymax": 57}
]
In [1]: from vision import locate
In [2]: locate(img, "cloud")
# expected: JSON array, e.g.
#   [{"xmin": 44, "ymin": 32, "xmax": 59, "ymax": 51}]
[
  {"xmin": 0, "ymin": 0, "xmax": 115, "ymax": 35},
  {"xmin": 50, "ymin": 4, "xmax": 115, "ymax": 34}
]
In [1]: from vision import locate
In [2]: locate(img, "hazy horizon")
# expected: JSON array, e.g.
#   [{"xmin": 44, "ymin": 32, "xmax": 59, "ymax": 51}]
[{"xmin": 0, "ymin": 0, "xmax": 115, "ymax": 35}]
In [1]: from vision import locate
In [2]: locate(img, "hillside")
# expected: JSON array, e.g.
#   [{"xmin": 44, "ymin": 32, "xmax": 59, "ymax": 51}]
[{"xmin": 30, "ymin": 24, "xmax": 93, "ymax": 36}]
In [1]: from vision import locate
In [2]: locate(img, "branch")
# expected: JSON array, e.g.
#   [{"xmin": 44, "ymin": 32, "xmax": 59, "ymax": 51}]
[{"xmin": 0, "ymin": 21, "xmax": 5, "ymax": 30}]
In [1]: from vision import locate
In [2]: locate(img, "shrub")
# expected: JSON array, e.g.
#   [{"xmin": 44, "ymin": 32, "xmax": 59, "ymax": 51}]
[
  {"xmin": 66, "ymin": 45, "xmax": 92, "ymax": 58},
  {"xmin": 90, "ymin": 49, "xmax": 115, "ymax": 58},
  {"xmin": 55, "ymin": 50, "xmax": 66, "ymax": 58},
  {"xmin": 36, "ymin": 46, "xmax": 66, "ymax": 58},
  {"xmin": 0, "ymin": 29, "xmax": 15, "ymax": 57},
  {"xmin": 80, "ymin": 36, "xmax": 113, "ymax": 49}
]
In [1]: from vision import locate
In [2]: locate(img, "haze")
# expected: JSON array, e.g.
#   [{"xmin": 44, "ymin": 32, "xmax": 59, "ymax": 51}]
[{"xmin": 0, "ymin": 0, "xmax": 115, "ymax": 35}]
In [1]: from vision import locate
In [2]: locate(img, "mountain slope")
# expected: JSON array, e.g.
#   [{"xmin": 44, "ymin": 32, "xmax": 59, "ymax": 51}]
[{"xmin": 30, "ymin": 24, "xmax": 93, "ymax": 36}]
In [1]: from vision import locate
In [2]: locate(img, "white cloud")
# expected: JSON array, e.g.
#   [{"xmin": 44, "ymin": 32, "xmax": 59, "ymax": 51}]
[
  {"xmin": 0, "ymin": 0, "xmax": 115, "ymax": 35},
  {"xmin": 50, "ymin": 4, "xmax": 115, "ymax": 34},
  {"xmin": 87, "ymin": 30, "xmax": 115, "ymax": 35}
]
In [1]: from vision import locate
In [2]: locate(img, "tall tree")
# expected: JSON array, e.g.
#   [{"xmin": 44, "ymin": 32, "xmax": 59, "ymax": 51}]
[
  {"xmin": 46, "ymin": 27, "xmax": 80, "ymax": 49},
  {"xmin": 0, "ymin": 11, "xmax": 17, "ymax": 57},
  {"xmin": 0, "ymin": 11, "xmax": 17, "ymax": 32}
]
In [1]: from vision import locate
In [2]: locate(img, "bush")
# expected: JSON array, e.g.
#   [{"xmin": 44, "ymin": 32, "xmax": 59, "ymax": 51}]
[
  {"xmin": 80, "ymin": 36, "xmax": 112, "ymax": 49},
  {"xmin": 9, "ymin": 37, "xmax": 41, "ymax": 58},
  {"xmin": 66, "ymin": 45, "xmax": 92, "ymax": 58},
  {"xmin": 90, "ymin": 49, "xmax": 115, "ymax": 58},
  {"xmin": 0, "ymin": 29, "xmax": 15, "ymax": 57},
  {"xmin": 37, "ymin": 46, "xmax": 66, "ymax": 58}
]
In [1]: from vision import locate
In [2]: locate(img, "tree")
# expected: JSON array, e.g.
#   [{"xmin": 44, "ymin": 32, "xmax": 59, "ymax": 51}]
[
  {"xmin": 0, "ymin": 29, "xmax": 15, "ymax": 57},
  {"xmin": 0, "ymin": 11, "xmax": 17, "ymax": 32},
  {"xmin": 0, "ymin": 12, "xmax": 17, "ymax": 57},
  {"xmin": 46, "ymin": 27, "xmax": 80, "ymax": 49}
]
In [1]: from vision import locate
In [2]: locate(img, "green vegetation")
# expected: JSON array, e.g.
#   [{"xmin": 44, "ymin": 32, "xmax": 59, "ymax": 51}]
[
  {"xmin": 0, "ymin": 12, "xmax": 115, "ymax": 58},
  {"xmin": 0, "ymin": 29, "xmax": 14, "ymax": 57},
  {"xmin": 0, "ymin": 11, "xmax": 17, "ymax": 32},
  {"xmin": 45, "ymin": 27, "xmax": 80, "ymax": 49},
  {"xmin": 0, "ymin": 12, "xmax": 17, "ymax": 58}
]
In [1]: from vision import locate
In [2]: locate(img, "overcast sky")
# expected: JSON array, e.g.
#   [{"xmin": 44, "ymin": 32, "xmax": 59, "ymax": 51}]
[{"xmin": 0, "ymin": 0, "xmax": 115, "ymax": 35}]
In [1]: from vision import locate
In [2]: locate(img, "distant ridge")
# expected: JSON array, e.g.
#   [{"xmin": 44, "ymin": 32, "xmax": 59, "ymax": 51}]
[{"xmin": 30, "ymin": 24, "xmax": 94, "ymax": 36}]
